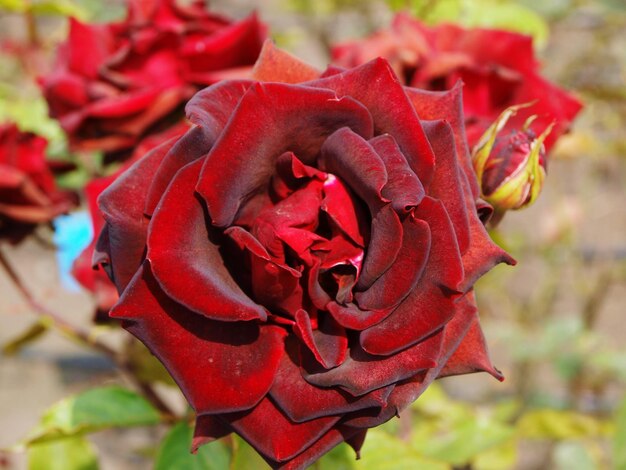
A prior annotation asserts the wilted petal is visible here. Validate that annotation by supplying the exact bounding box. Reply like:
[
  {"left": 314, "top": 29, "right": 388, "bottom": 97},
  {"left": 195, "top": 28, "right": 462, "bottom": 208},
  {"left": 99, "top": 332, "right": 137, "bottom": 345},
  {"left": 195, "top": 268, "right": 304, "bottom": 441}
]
[{"left": 252, "top": 40, "right": 321, "bottom": 83}]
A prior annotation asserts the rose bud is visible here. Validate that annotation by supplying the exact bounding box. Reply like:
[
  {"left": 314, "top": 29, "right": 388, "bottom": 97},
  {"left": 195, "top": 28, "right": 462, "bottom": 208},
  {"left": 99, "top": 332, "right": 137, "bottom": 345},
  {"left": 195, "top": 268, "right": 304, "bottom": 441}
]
[
  {"left": 0, "top": 123, "right": 76, "bottom": 243},
  {"left": 95, "top": 42, "right": 515, "bottom": 468},
  {"left": 42, "top": 0, "right": 267, "bottom": 155},
  {"left": 472, "top": 104, "right": 553, "bottom": 222},
  {"left": 332, "top": 13, "right": 581, "bottom": 152}
]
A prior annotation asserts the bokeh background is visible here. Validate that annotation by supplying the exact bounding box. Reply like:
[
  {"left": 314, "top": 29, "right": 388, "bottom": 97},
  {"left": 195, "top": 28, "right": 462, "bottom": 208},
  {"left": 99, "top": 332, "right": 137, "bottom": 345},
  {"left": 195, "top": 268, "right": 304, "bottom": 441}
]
[{"left": 1, "top": 0, "right": 625, "bottom": 468}]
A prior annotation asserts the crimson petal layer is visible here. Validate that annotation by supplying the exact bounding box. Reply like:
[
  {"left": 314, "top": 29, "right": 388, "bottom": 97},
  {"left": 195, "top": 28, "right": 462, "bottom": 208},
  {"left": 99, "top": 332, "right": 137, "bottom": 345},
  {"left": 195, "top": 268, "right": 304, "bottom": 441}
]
[
  {"left": 222, "top": 397, "right": 339, "bottom": 463},
  {"left": 96, "top": 138, "right": 175, "bottom": 291},
  {"left": 148, "top": 160, "right": 268, "bottom": 321},
  {"left": 359, "top": 197, "right": 463, "bottom": 356},
  {"left": 421, "top": 119, "right": 471, "bottom": 254},
  {"left": 110, "top": 263, "right": 286, "bottom": 414},
  {"left": 308, "top": 58, "right": 435, "bottom": 186},
  {"left": 370, "top": 134, "right": 424, "bottom": 213},
  {"left": 345, "top": 294, "right": 479, "bottom": 429},
  {"left": 355, "top": 215, "right": 430, "bottom": 312},
  {"left": 196, "top": 82, "right": 374, "bottom": 228},
  {"left": 437, "top": 292, "right": 503, "bottom": 381},
  {"left": 303, "top": 328, "right": 442, "bottom": 396},
  {"left": 270, "top": 338, "right": 391, "bottom": 423},
  {"left": 405, "top": 84, "right": 478, "bottom": 200}
]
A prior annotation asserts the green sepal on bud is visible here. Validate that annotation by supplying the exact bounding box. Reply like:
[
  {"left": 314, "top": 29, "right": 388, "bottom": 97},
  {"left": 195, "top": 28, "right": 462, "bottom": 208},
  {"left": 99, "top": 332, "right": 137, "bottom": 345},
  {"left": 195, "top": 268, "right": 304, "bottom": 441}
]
[{"left": 472, "top": 103, "right": 553, "bottom": 214}]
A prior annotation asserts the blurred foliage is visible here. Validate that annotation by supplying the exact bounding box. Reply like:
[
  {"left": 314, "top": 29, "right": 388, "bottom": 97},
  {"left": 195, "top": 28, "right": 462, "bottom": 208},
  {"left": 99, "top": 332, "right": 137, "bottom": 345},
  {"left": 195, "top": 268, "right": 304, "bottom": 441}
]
[
  {"left": 0, "top": 0, "right": 125, "bottom": 21},
  {"left": 0, "top": 0, "right": 87, "bottom": 18},
  {"left": 387, "top": 0, "right": 549, "bottom": 47},
  {"left": 16, "top": 386, "right": 161, "bottom": 447},
  {"left": 1, "top": 0, "right": 625, "bottom": 469},
  {"left": 27, "top": 436, "right": 98, "bottom": 470},
  {"left": 1, "top": 318, "right": 50, "bottom": 356}
]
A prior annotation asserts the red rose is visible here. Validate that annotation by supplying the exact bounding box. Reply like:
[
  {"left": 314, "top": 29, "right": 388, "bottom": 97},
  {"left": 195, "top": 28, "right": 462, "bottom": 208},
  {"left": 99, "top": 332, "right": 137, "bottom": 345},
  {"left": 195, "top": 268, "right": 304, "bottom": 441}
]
[
  {"left": 42, "top": 0, "right": 266, "bottom": 154},
  {"left": 97, "top": 43, "right": 514, "bottom": 468},
  {"left": 0, "top": 123, "right": 75, "bottom": 242},
  {"left": 73, "top": 122, "right": 189, "bottom": 322},
  {"left": 332, "top": 14, "right": 582, "bottom": 152}
]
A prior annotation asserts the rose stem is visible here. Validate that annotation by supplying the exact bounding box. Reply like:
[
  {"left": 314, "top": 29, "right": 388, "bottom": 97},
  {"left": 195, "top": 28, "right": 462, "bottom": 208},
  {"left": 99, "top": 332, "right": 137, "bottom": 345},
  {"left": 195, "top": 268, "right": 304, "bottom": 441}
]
[
  {"left": 23, "top": 3, "right": 40, "bottom": 47},
  {"left": 0, "top": 246, "right": 177, "bottom": 422}
]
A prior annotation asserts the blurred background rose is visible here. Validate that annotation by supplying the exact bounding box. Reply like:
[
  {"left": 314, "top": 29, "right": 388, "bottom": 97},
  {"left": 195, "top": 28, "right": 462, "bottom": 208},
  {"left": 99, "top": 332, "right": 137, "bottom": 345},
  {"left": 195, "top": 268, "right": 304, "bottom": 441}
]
[{"left": 0, "top": 0, "right": 624, "bottom": 469}]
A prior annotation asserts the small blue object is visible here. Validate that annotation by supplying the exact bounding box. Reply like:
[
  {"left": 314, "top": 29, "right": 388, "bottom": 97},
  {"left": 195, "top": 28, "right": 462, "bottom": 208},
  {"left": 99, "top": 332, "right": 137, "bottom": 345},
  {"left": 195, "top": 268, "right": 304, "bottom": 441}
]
[{"left": 53, "top": 211, "right": 93, "bottom": 292}]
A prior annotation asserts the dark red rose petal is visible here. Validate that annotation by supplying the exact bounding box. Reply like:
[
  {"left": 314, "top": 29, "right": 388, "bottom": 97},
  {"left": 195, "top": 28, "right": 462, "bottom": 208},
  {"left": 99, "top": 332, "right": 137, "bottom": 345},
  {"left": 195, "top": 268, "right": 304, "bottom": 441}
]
[
  {"left": 144, "top": 126, "right": 210, "bottom": 216},
  {"left": 97, "top": 138, "right": 174, "bottom": 291},
  {"left": 66, "top": 19, "right": 113, "bottom": 79},
  {"left": 182, "top": 13, "right": 267, "bottom": 84},
  {"left": 226, "top": 226, "right": 303, "bottom": 316},
  {"left": 421, "top": 119, "right": 471, "bottom": 254},
  {"left": 460, "top": 208, "right": 516, "bottom": 292},
  {"left": 110, "top": 263, "right": 286, "bottom": 414},
  {"left": 303, "top": 328, "right": 442, "bottom": 396},
  {"left": 370, "top": 134, "right": 424, "bottom": 214},
  {"left": 356, "top": 203, "right": 403, "bottom": 291},
  {"left": 294, "top": 310, "right": 348, "bottom": 369},
  {"left": 321, "top": 174, "right": 367, "bottom": 248},
  {"left": 269, "top": 338, "right": 392, "bottom": 423},
  {"left": 437, "top": 295, "right": 503, "bottom": 381},
  {"left": 192, "top": 415, "right": 231, "bottom": 453},
  {"left": 326, "top": 301, "right": 391, "bottom": 331},
  {"left": 355, "top": 215, "right": 430, "bottom": 313},
  {"left": 308, "top": 58, "right": 436, "bottom": 186},
  {"left": 319, "top": 127, "right": 388, "bottom": 209},
  {"left": 405, "top": 83, "right": 478, "bottom": 203},
  {"left": 196, "top": 82, "right": 374, "bottom": 228},
  {"left": 185, "top": 79, "right": 253, "bottom": 143},
  {"left": 359, "top": 197, "right": 463, "bottom": 356},
  {"left": 344, "top": 294, "right": 479, "bottom": 428},
  {"left": 264, "top": 425, "right": 366, "bottom": 470},
  {"left": 222, "top": 397, "right": 339, "bottom": 463},
  {"left": 147, "top": 160, "right": 268, "bottom": 321}
]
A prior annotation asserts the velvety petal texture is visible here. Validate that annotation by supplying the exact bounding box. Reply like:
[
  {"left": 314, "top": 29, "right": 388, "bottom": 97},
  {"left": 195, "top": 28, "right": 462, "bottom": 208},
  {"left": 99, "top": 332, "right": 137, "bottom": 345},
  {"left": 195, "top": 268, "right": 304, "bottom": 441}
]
[
  {"left": 42, "top": 0, "right": 267, "bottom": 155},
  {"left": 73, "top": 123, "right": 188, "bottom": 322},
  {"left": 97, "top": 46, "right": 514, "bottom": 468}
]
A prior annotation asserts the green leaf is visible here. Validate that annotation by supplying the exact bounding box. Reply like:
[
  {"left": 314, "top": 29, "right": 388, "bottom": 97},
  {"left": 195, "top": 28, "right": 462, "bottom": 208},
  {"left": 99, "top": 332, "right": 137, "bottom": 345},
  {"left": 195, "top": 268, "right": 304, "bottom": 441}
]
[
  {"left": 72, "top": 0, "right": 126, "bottom": 22},
  {"left": 0, "top": 0, "right": 26, "bottom": 12},
  {"left": 155, "top": 422, "right": 230, "bottom": 470},
  {"left": 409, "top": 0, "right": 549, "bottom": 49},
  {"left": 30, "top": 0, "right": 87, "bottom": 18},
  {"left": 413, "top": 418, "right": 514, "bottom": 466},
  {"left": 28, "top": 436, "right": 98, "bottom": 470},
  {"left": 2, "top": 319, "right": 50, "bottom": 356},
  {"left": 472, "top": 440, "right": 517, "bottom": 470},
  {"left": 614, "top": 395, "right": 626, "bottom": 469},
  {"left": 356, "top": 429, "right": 450, "bottom": 470},
  {"left": 553, "top": 441, "right": 596, "bottom": 470},
  {"left": 316, "top": 442, "right": 357, "bottom": 469},
  {"left": 22, "top": 386, "right": 161, "bottom": 445},
  {"left": 125, "top": 339, "right": 176, "bottom": 386},
  {"left": 518, "top": 409, "right": 608, "bottom": 440},
  {"left": 231, "top": 435, "right": 270, "bottom": 469}
]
